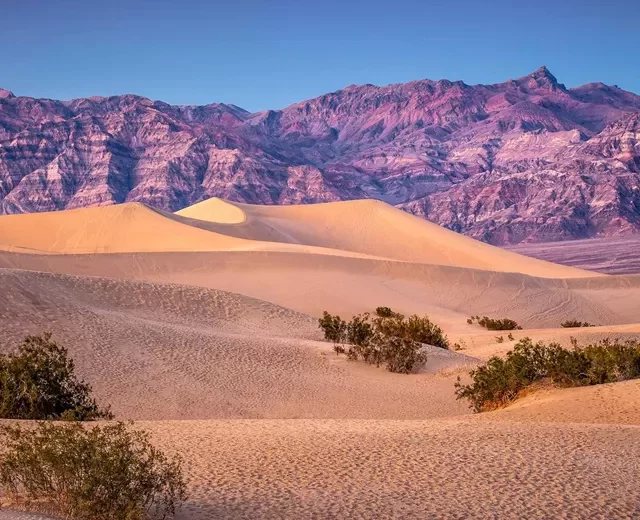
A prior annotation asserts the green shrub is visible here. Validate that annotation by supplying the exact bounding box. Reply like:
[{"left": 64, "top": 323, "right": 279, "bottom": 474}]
[
  {"left": 455, "top": 337, "right": 640, "bottom": 412},
  {"left": 374, "top": 313, "right": 449, "bottom": 350},
  {"left": 0, "top": 333, "right": 112, "bottom": 421},
  {"left": 468, "top": 316, "right": 522, "bottom": 331},
  {"left": 318, "top": 312, "right": 347, "bottom": 344},
  {"left": 347, "top": 313, "right": 374, "bottom": 346},
  {"left": 318, "top": 307, "right": 448, "bottom": 373},
  {"left": 375, "top": 307, "right": 396, "bottom": 318},
  {"left": 560, "top": 320, "right": 595, "bottom": 328},
  {"left": 379, "top": 335, "right": 427, "bottom": 374},
  {"left": 0, "top": 421, "right": 187, "bottom": 520}
]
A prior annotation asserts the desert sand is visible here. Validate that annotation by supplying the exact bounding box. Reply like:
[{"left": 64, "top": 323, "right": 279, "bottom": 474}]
[{"left": 1, "top": 198, "right": 639, "bottom": 519}]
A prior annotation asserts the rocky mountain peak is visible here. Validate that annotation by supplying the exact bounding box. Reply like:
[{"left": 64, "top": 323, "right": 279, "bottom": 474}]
[
  {"left": 0, "top": 88, "right": 15, "bottom": 99},
  {"left": 517, "top": 66, "right": 565, "bottom": 92}
]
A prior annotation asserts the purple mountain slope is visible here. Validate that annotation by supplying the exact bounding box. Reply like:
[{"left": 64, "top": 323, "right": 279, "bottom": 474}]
[{"left": 1, "top": 67, "right": 639, "bottom": 244}]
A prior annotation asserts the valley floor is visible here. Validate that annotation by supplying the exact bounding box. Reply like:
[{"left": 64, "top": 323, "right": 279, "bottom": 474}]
[{"left": 507, "top": 235, "right": 640, "bottom": 275}]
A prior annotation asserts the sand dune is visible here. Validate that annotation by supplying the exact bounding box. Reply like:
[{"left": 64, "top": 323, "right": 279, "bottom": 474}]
[
  {"left": 0, "top": 198, "right": 594, "bottom": 277},
  {"left": 0, "top": 203, "right": 379, "bottom": 260},
  {"left": 1, "top": 198, "right": 639, "bottom": 519},
  {"left": 0, "top": 269, "right": 473, "bottom": 420},
  {"left": 1, "top": 250, "right": 638, "bottom": 332},
  {"left": 179, "top": 198, "right": 595, "bottom": 277},
  {"left": 485, "top": 379, "right": 640, "bottom": 425}
]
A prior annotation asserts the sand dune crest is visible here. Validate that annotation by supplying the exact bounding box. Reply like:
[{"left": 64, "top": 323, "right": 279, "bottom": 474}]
[{"left": 0, "top": 198, "right": 597, "bottom": 278}]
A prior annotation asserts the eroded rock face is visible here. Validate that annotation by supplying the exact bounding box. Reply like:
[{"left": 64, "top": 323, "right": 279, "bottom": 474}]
[{"left": 1, "top": 67, "right": 639, "bottom": 244}]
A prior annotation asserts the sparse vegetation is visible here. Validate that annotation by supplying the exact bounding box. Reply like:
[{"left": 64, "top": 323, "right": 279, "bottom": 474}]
[
  {"left": 507, "top": 333, "right": 514, "bottom": 341},
  {"left": 318, "top": 312, "right": 347, "bottom": 345},
  {"left": 0, "top": 421, "right": 187, "bottom": 520},
  {"left": 495, "top": 336, "right": 504, "bottom": 343},
  {"left": 375, "top": 306, "right": 397, "bottom": 318},
  {"left": 455, "top": 337, "right": 640, "bottom": 412},
  {"left": 561, "top": 320, "right": 596, "bottom": 328},
  {"left": 453, "top": 340, "right": 467, "bottom": 351},
  {"left": 468, "top": 316, "right": 522, "bottom": 331},
  {"left": 319, "top": 308, "right": 449, "bottom": 373},
  {"left": 0, "top": 333, "right": 112, "bottom": 421}
]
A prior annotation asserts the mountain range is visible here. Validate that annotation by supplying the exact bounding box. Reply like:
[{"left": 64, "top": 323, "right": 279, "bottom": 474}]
[{"left": 1, "top": 66, "right": 639, "bottom": 245}]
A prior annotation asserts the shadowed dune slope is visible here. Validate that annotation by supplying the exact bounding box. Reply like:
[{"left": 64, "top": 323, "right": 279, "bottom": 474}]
[
  {"left": 0, "top": 268, "right": 473, "bottom": 420},
  {"left": 0, "top": 198, "right": 594, "bottom": 278},
  {"left": 1, "top": 251, "right": 638, "bottom": 330}
]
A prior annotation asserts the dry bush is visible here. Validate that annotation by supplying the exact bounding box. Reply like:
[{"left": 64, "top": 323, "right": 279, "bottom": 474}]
[
  {"left": 468, "top": 316, "right": 522, "bottom": 331},
  {"left": 0, "top": 333, "right": 112, "bottom": 421},
  {"left": 560, "top": 320, "right": 595, "bottom": 328},
  {"left": 0, "top": 421, "right": 187, "bottom": 520},
  {"left": 319, "top": 308, "right": 448, "bottom": 373},
  {"left": 375, "top": 307, "right": 396, "bottom": 318},
  {"left": 318, "top": 312, "right": 347, "bottom": 345}
]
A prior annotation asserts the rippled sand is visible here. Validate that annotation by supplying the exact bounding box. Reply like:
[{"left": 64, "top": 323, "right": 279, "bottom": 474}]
[{"left": 1, "top": 198, "right": 639, "bottom": 519}]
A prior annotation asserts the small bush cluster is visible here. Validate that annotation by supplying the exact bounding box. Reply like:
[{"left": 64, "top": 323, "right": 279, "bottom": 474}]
[
  {"left": 0, "top": 421, "right": 187, "bottom": 520},
  {"left": 318, "top": 312, "right": 347, "bottom": 343},
  {"left": 0, "top": 333, "right": 112, "bottom": 420},
  {"left": 319, "top": 308, "right": 449, "bottom": 373},
  {"left": 455, "top": 337, "right": 640, "bottom": 412},
  {"left": 375, "top": 306, "right": 397, "bottom": 318},
  {"left": 467, "top": 315, "right": 522, "bottom": 331},
  {"left": 453, "top": 340, "right": 467, "bottom": 351},
  {"left": 561, "top": 320, "right": 595, "bottom": 328}
]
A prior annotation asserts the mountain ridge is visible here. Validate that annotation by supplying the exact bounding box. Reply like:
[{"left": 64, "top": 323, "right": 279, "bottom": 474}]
[{"left": 1, "top": 67, "right": 639, "bottom": 245}]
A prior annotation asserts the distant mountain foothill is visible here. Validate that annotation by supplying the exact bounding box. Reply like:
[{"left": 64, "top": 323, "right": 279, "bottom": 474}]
[{"left": 1, "top": 66, "right": 639, "bottom": 245}]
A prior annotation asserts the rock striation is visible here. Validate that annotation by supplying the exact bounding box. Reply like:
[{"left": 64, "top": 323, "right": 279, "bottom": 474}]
[{"left": 1, "top": 67, "right": 639, "bottom": 244}]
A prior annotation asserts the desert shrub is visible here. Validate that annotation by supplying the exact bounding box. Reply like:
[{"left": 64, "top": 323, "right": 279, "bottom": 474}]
[
  {"left": 455, "top": 337, "right": 640, "bottom": 412},
  {"left": 374, "top": 313, "right": 449, "bottom": 350},
  {"left": 0, "top": 333, "right": 112, "bottom": 421},
  {"left": 495, "top": 336, "right": 504, "bottom": 343},
  {"left": 333, "top": 343, "right": 346, "bottom": 356},
  {"left": 581, "top": 339, "right": 640, "bottom": 383},
  {"left": 507, "top": 333, "right": 514, "bottom": 341},
  {"left": 0, "top": 421, "right": 186, "bottom": 520},
  {"left": 561, "top": 320, "right": 595, "bottom": 328},
  {"left": 318, "top": 312, "right": 347, "bottom": 344},
  {"left": 347, "top": 313, "right": 374, "bottom": 346},
  {"left": 379, "top": 335, "right": 427, "bottom": 374},
  {"left": 375, "top": 307, "right": 396, "bottom": 318},
  {"left": 468, "top": 316, "right": 522, "bottom": 331},
  {"left": 319, "top": 307, "right": 447, "bottom": 373},
  {"left": 453, "top": 340, "right": 467, "bottom": 351}
]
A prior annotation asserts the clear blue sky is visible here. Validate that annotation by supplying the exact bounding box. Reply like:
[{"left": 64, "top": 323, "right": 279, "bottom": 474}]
[{"left": 4, "top": 0, "right": 639, "bottom": 111}]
